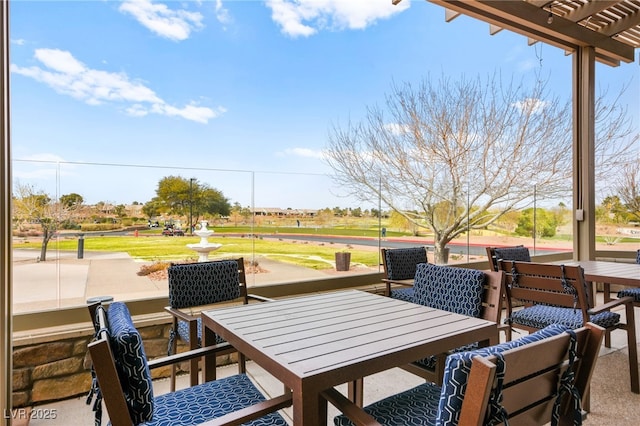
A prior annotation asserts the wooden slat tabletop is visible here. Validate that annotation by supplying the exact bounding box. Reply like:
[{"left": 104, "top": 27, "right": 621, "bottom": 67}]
[
  {"left": 202, "top": 290, "right": 497, "bottom": 426},
  {"left": 552, "top": 260, "right": 639, "bottom": 286}
]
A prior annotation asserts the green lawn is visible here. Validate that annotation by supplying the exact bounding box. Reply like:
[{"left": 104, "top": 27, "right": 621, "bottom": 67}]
[{"left": 16, "top": 233, "right": 381, "bottom": 269}]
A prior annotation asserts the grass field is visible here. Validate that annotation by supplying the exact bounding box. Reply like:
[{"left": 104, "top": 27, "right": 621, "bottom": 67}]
[{"left": 14, "top": 232, "right": 381, "bottom": 269}]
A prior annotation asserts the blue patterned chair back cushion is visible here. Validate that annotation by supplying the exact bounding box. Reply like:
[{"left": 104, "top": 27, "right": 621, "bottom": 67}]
[
  {"left": 636, "top": 249, "right": 640, "bottom": 264},
  {"left": 413, "top": 263, "right": 485, "bottom": 318},
  {"left": 385, "top": 247, "right": 428, "bottom": 280},
  {"left": 107, "top": 302, "right": 154, "bottom": 424},
  {"left": 435, "top": 323, "right": 569, "bottom": 426},
  {"left": 493, "top": 246, "right": 531, "bottom": 263},
  {"left": 168, "top": 260, "right": 241, "bottom": 309}
]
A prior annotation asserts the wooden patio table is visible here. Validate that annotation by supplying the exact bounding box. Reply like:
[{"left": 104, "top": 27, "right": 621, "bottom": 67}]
[
  {"left": 201, "top": 289, "right": 497, "bottom": 426},
  {"left": 551, "top": 260, "right": 640, "bottom": 303}
]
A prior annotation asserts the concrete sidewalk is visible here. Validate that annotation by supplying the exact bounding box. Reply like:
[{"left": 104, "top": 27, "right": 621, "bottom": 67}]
[{"left": 12, "top": 249, "right": 365, "bottom": 313}]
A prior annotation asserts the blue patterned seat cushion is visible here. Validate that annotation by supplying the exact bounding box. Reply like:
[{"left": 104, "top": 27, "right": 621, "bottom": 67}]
[
  {"left": 168, "top": 260, "right": 241, "bottom": 309},
  {"left": 390, "top": 287, "right": 415, "bottom": 302},
  {"left": 410, "top": 264, "right": 486, "bottom": 371},
  {"left": 107, "top": 302, "right": 154, "bottom": 424},
  {"left": 510, "top": 304, "right": 620, "bottom": 329},
  {"left": 144, "top": 374, "right": 287, "bottom": 426},
  {"left": 334, "top": 324, "right": 569, "bottom": 426},
  {"left": 176, "top": 318, "right": 225, "bottom": 347},
  {"left": 493, "top": 246, "right": 531, "bottom": 263},
  {"left": 617, "top": 250, "right": 640, "bottom": 300},
  {"left": 385, "top": 247, "right": 427, "bottom": 280},
  {"left": 412, "top": 264, "right": 485, "bottom": 318},
  {"left": 168, "top": 260, "right": 241, "bottom": 348},
  {"left": 618, "top": 288, "right": 640, "bottom": 302},
  {"left": 413, "top": 343, "right": 478, "bottom": 371},
  {"left": 334, "top": 380, "right": 442, "bottom": 426}
]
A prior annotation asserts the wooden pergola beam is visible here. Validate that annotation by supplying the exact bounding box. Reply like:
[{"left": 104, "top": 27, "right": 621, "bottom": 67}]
[{"left": 429, "top": 0, "right": 635, "bottom": 64}]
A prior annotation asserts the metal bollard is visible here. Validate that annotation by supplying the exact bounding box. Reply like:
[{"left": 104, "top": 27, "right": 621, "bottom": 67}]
[{"left": 77, "top": 233, "right": 84, "bottom": 259}]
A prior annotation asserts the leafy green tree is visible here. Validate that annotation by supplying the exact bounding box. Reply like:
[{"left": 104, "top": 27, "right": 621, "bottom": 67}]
[
  {"left": 59, "top": 193, "right": 83, "bottom": 208},
  {"left": 142, "top": 197, "right": 163, "bottom": 220},
  {"left": 154, "top": 176, "right": 231, "bottom": 228},
  {"left": 600, "top": 195, "right": 627, "bottom": 223},
  {"left": 114, "top": 204, "right": 126, "bottom": 218},
  {"left": 515, "top": 208, "right": 558, "bottom": 238}
]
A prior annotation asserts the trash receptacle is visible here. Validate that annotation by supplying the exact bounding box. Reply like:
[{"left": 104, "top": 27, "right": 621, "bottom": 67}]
[
  {"left": 335, "top": 252, "right": 351, "bottom": 271},
  {"left": 77, "top": 233, "right": 85, "bottom": 259}
]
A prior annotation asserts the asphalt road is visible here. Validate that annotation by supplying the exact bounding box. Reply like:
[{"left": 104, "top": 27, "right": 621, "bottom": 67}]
[{"left": 259, "top": 234, "right": 566, "bottom": 256}]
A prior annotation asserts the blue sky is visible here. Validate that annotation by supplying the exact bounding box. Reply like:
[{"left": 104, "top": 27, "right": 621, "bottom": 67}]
[{"left": 9, "top": 0, "right": 639, "bottom": 209}]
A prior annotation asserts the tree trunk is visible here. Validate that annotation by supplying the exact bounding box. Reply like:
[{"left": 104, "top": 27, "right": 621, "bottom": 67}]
[
  {"left": 433, "top": 242, "right": 450, "bottom": 265},
  {"left": 40, "top": 229, "right": 52, "bottom": 261}
]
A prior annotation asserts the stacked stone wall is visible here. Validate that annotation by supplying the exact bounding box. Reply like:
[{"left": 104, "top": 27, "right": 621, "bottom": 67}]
[{"left": 10, "top": 320, "right": 223, "bottom": 408}]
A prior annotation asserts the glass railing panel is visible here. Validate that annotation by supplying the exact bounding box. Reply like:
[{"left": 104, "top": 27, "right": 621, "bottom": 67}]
[{"left": 247, "top": 171, "right": 384, "bottom": 286}]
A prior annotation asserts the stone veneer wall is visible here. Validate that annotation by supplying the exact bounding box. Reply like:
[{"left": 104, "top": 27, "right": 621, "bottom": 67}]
[{"left": 11, "top": 318, "right": 230, "bottom": 408}]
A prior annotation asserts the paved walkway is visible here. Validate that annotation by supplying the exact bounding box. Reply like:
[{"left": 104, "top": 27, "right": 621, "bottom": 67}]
[{"left": 12, "top": 249, "right": 371, "bottom": 313}]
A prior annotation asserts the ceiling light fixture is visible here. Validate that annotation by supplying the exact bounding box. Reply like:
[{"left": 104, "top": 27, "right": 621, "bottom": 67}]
[{"left": 547, "top": 5, "right": 554, "bottom": 24}]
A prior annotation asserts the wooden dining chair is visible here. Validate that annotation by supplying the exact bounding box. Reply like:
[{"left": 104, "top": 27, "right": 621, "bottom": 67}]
[
  {"left": 165, "top": 258, "right": 252, "bottom": 390},
  {"left": 380, "top": 246, "right": 428, "bottom": 301},
  {"left": 87, "top": 301, "right": 291, "bottom": 426},
  {"left": 327, "top": 323, "right": 604, "bottom": 426},
  {"left": 498, "top": 259, "right": 639, "bottom": 394},
  {"left": 486, "top": 244, "right": 531, "bottom": 271},
  {"left": 400, "top": 263, "right": 508, "bottom": 385}
]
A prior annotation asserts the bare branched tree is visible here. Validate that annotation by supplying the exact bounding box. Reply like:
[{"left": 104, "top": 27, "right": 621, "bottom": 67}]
[
  {"left": 324, "top": 74, "right": 636, "bottom": 263},
  {"left": 617, "top": 160, "right": 640, "bottom": 222},
  {"left": 13, "top": 183, "right": 81, "bottom": 261}
]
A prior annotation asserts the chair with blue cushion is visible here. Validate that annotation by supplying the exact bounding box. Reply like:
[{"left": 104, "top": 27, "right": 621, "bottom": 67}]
[
  {"left": 381, "top": 246, "right": 428, "bottom": 302},
  {"left": 499, "top": 260, "right": 639, "bottom": 394},
  {"left": 327, "top": 322, "right": 604, "bottom": 426},
  {"left": 401, "top": 263, "right": 508, "bottom": 384},
  {"left": 615, "top": 249, "right": 640, "bottom": 305},
  {"left": 87, "top": 301, "right": 291, "bottom": 426},
  {"left": 486, "top": 245, "right": 531, "bottom": 272},
  {"left": 165, "top": 258, "right": 253, "bottom": 390}
]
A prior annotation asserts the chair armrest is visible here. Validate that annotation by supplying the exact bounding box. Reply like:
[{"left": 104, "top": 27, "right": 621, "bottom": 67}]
[
  {"left": 381, "top": 278, "right": 414, "bottom": 288},
  {"left": 321, "top": 388, "right": 381, "bottom": 426},
  {"left": 247, "top": 293, "right": 275, "bottom": 303},
  {"left": 165, "top": 306, "right": 198, "bottom": 322},
  {"left": 588, "top": 296, "right": 635, "bottom": 315},
  {"left": 198, "top": 392, "right": 292, "bottom": 426},
  {"left": 148, "top": 342, "right": 234, "bottom": 370}
]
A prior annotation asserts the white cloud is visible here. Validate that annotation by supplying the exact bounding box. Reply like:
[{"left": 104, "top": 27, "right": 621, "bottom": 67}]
[
  {"left": 215, "top": 0, "right": 233, "bottom": 27},
  {"left": 265, "top": 0, "right": 410, "bottom": 38},
  {"left": 11, "top": 38, "right": 26, "bottom": 46},
  {"left": 11, "top": 48, "right": 224, "bottom": 124},
  {"left": 513, "top": 97, "right": 548, "bottom": 114},
  {"left": 281, "top": 147, "right": 325, "bottom": 159},
  {"left": 119, "top": 0, "right": 204, "bottom": 41},
  {"left": 384, "top": 122, "right": 409, "bottom": 136}
]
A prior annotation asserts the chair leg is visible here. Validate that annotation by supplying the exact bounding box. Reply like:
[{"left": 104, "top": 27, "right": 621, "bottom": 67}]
[
  {"left": 238, "top": 352, "right": 246, "bottom": 374},
  {"left": 189, "top": 322, "right": 199, "bottom": 387},
  {"left": 170, "top": 320, "right": 178, "bottom": 392},
  {"left": 624, "top": 303, "right": 639, "bottom": 394},
  {"left": 347, "top": 379, "right": 364, "bottom": 407}
]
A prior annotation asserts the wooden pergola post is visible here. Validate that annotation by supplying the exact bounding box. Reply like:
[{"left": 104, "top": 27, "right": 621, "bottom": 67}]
[
  {"left": 572, "top": 46, "right": 596, "bottom": 261},
  {"left": 1, "top": 0, "right": 12, "bottom": 421}
]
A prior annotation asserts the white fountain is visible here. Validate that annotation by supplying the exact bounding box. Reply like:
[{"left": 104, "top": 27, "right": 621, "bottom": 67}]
[{"left": 186, "top": 220, "right": 222, "bottom": 262}]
